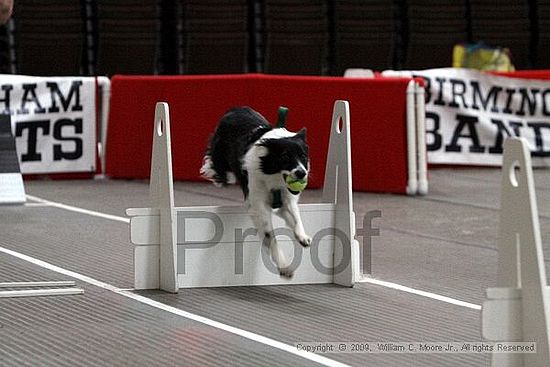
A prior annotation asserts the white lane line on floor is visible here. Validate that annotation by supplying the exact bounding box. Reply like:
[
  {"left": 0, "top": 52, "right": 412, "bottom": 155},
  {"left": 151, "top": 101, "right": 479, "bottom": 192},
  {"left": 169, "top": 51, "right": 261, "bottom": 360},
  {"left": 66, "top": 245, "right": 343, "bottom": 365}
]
[
  {"left": 26, "top": 194, "right": 482, "bottom": 312},
  {"left": 0, "top": 245, "right": 350, "bottom": 367},
  {"left": 358, "top": 277, "right": 482, "bottom": 310},
  {"left": 26, "top": 194, "right": 130, "bottom": 224}
]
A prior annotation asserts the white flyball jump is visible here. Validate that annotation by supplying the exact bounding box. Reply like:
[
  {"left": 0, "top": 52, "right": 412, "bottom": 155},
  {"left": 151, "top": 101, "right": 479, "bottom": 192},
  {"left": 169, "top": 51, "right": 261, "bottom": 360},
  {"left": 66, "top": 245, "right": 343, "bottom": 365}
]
[
  {"left": 482, "top": 137, "right": 550, "bottom": 367},
  {"left": 127, "top": 100, "right": 360, "bottom": 293}
]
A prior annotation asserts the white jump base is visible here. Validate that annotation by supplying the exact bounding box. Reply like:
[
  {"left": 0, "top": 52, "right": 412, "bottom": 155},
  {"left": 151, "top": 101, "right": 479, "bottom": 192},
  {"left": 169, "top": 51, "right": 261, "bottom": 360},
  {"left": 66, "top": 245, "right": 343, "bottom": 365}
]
[
  {"left": 127, "top": 100, "right": 360, "bottom": 293},
  {"left": 482, "top": 137, "right": 550, "bottom": 367},
  {"left": 0, "top": 173, "right": 26, "bottom": 204}
]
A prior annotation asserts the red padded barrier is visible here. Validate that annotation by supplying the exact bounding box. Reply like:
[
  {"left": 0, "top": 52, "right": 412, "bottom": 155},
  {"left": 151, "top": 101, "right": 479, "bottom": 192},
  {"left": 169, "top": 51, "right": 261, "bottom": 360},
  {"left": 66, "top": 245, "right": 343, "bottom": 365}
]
[
  {"left": 106, "top": 74, "right": 412, "bottom": 193},
  {"left": 106, "top": 75, "right": 252, "bottom": 182}
]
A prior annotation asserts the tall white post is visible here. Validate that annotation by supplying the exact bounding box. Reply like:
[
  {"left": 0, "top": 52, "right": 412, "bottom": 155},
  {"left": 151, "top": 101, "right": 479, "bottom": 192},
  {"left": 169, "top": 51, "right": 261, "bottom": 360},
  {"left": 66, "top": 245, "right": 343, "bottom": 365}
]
[
  {"left": 482, "top": 137, "right": 550, "bottom": 367},
  {"left": 149, "top": 102, "right": 178, "bottom": 293},
  {"left": 322, "top": 100, "right": 359, "bottom": 287}
]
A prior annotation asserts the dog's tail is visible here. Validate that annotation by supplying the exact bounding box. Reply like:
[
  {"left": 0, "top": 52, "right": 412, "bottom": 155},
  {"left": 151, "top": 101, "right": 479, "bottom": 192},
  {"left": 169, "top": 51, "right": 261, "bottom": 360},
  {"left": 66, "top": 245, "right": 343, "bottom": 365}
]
[
  {"left": 200, "top": 153, "right": 221, "bottom": 186},
  {"left": 200, "top": 152, "right": 237, "bottom": 187}
]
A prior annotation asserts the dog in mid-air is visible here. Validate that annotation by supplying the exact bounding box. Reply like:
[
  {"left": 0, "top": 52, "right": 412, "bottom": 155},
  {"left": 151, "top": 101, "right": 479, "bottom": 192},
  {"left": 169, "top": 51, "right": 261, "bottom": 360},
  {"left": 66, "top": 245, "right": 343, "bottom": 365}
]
[{"left": 200, "top": 106, "right": 311, "bottom": 277}]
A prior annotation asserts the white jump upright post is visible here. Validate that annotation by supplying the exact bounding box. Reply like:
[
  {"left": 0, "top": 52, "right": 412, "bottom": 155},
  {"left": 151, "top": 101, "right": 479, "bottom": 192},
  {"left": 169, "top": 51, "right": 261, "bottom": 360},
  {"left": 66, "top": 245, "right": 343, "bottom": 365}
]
[
  {"left": 405, "top": 80, "right": 428, "bottom": 196},
  {"left": 321, "top": 101, "right": 360, "bottom": 286},
  {"left": 482, "top": 137, "right": 550, "bottom": 367},
  {"left": 127, "top": 100, "right": 359, "bottom": 291},
  {"left": 414, "top": 82, "right": 428, "bottom": 195},
  {"left": 144, "top": 102, "right": 178, "bottom": 293}
]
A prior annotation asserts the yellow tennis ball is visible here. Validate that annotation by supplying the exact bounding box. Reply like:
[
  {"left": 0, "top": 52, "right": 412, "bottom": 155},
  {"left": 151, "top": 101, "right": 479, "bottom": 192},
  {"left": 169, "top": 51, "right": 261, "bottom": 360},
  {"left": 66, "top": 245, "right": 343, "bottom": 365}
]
[{"left": 285, "top": 176, "right": 307, "bottom": 192}]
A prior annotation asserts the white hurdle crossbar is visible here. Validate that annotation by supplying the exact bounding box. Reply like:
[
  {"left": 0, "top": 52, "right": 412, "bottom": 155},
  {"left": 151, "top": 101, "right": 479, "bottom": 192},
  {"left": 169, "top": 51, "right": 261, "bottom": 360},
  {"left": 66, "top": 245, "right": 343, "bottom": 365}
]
[
  {"left": 127, "top": 100, "right": 360, "bottom": 293},
  {"left": 482, "top": 137, "right": 550, "bottom": 367}
]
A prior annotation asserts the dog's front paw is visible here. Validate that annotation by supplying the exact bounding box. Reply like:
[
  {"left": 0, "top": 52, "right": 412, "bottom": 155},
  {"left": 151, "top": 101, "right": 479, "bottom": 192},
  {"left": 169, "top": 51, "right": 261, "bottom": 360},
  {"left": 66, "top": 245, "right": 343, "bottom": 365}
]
[{"left": 296, "top": 233, "right": 312, "bottom": 247}]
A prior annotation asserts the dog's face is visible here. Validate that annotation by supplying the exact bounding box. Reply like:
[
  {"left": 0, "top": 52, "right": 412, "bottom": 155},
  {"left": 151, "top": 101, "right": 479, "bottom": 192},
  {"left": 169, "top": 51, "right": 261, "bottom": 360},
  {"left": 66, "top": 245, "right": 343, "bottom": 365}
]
[{"left": 258, "top": 128, "right": 309, "bottom": 180}]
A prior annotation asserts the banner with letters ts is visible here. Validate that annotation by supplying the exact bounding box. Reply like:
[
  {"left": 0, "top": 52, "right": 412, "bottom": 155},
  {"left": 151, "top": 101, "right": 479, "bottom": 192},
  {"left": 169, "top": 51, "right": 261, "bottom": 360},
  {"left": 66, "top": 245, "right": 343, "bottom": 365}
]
[
  {"left": 1, "top": 75, "right": 96, "bottom": 174},
  {"left": 383, "top": 68, "right": 550, "bottom": 166}
]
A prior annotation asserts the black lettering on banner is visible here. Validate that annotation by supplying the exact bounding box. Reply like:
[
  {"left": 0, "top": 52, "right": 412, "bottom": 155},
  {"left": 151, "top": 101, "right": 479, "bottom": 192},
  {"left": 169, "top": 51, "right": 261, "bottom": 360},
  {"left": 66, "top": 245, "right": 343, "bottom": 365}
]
[
  {"left": 542, "top": 89, "right": 550, "bottom": 116},
  {"left": 17, "top": 84, "right": 46, "bottom": 114},
  {"left": 445, "top": 114, "right": 485, "bottom": 153},
  {"left": 516, "top": 88, "right": 540, "bottom": 116},
  {"left": 425, "top": 111, "right": 442, "bottom": 151},
  {"left": 449, "top": 78, "right": 468, "bottom": 108},
  {"left": 15, "top": 119, "right": 50, "bottom": 161},
  {"left": 502, "top": 88, "right": 516, "bottom": 114},
  {"left": 488, "top": 119, "right": 520, "bottom": 154},
  {"left": 47, "top": 81, "right": 84, "bottom": 113},
  {"left": 0, "top": 84, "right": 13, "bottom": 114},
  {"left": 433, "top": 77, "right": 446, "bottom": 106},
  {"left": 413, "top": 74, "right": 431, "bottom": 103},
  {"left": 509, "top": 121, "right": 522, "bottom": 136},
  {"left": 53, "top": 118, "right": 83, "bottom": 160},
  {"left": 527, "top": 122, "right": 550, "bottom": 157},
  {"left": 470, "top": 81, "right": 501, "bottom": 112}
]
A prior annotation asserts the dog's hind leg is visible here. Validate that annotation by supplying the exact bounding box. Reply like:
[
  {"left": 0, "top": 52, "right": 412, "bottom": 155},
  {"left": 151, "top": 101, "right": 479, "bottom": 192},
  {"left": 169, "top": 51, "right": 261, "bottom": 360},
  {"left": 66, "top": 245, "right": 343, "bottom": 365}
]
[{"left": 200, "top": 154, "right": 223, "bottom": 186}]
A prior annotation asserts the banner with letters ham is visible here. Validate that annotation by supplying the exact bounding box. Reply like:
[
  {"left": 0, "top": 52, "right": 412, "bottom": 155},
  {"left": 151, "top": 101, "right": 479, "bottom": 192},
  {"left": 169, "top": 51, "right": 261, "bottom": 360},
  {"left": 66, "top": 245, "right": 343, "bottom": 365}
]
[
  {"left": 383, "top": 68, "right": 550, "bottom": 166},
  {"left": 2, "top": 75, "right": 97, "bottom": 174}
]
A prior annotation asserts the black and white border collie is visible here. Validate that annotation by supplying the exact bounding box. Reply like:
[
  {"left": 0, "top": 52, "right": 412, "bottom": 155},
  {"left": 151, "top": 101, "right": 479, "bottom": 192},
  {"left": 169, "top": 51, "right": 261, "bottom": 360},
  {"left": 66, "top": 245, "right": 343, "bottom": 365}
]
[{"left": 201, "top": 107, "right": 311, "bottom": 277}]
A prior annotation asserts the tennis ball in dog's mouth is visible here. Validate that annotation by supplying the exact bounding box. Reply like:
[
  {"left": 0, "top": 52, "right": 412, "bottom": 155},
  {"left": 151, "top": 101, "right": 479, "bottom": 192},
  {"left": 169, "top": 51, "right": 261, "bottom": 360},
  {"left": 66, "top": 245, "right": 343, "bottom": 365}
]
[{"left": 285, "top": 176, "right": 307, "bottom": 192}]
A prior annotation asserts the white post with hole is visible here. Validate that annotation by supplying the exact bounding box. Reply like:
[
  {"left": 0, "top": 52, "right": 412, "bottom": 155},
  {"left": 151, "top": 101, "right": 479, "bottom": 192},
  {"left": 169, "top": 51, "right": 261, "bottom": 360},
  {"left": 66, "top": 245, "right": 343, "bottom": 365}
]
[
  {"left": 127, "top": 100, "right": 360, "bottom": 293},
  {"left": 482, "top": 137, "right": 550, "bottom": 367}
]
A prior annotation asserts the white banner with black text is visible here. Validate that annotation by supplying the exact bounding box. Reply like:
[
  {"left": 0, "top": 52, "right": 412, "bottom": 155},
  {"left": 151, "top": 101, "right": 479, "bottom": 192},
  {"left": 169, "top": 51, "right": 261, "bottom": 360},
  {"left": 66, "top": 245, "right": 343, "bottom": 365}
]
[
  {"left": 383, "top": 68, "right": 550, "bottom": 166},
  {"left": 2, "top": 75, "right": 97, "bottom": 174}
]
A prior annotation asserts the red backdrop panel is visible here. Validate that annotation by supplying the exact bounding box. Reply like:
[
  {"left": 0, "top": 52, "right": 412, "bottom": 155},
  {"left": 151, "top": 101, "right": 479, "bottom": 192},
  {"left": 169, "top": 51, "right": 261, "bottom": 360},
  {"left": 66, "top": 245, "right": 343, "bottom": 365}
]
[
  {"left": 106, "top": 75, "right": 253, "bottom": 180},
  {"left": 251, "top": 75, "right": 410, "bottom": 192},
  {"left": 106, "top": 74, "right": 411, "bottom": 193}
]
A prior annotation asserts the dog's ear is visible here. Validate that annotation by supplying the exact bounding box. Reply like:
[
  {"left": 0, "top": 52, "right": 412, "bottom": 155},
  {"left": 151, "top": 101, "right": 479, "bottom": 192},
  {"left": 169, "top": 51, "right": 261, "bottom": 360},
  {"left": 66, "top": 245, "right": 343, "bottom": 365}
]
[{"left": 295, "top": 128, "right": 307, "bottom": 141}]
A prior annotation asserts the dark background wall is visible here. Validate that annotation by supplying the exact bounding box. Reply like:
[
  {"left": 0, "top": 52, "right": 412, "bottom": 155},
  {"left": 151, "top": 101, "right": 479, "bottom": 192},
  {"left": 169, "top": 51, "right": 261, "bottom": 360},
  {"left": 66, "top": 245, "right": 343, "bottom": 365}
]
[{"left": 0, "top": 0, "right": 544, "bottom": 76}]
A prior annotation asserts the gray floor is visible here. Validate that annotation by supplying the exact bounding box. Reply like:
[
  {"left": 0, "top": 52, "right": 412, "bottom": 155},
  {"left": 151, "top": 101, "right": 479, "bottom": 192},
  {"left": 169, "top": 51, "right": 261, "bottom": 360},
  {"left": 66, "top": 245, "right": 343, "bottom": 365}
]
[{"left": 1, "top": 168, "right": 547, "bottom": 366}]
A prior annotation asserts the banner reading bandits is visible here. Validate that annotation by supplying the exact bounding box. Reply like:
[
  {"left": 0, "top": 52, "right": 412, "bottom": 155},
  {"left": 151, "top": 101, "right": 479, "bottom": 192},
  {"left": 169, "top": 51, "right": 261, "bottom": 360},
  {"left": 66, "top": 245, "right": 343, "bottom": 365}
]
[
  {"left": 1, "top": 75, "right": 96, "bottom": 174},
  {"left": 383, "top": 68, "right": 550, "bottom": 166}
]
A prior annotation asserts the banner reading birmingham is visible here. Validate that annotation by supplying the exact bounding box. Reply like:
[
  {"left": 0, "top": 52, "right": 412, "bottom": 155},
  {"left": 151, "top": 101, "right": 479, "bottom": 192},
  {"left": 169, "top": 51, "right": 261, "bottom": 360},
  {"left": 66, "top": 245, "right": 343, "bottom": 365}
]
[{"left": 383, "top": 68, "right": 550, "bottom": 167}]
